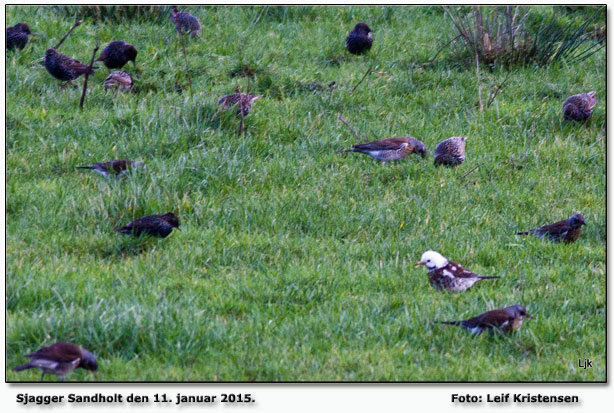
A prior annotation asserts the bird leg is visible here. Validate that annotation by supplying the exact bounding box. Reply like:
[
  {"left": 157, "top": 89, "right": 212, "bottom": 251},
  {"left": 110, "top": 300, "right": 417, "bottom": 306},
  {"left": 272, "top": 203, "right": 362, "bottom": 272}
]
[{"left": 40, "top": 372, "right": 45, "bottom": 381}]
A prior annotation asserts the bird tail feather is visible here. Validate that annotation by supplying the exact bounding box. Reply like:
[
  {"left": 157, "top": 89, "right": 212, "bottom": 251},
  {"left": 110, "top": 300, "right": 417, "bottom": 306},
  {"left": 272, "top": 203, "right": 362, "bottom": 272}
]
[
  {"left": 13, "top": 363, "right": 34, "bottom": 372},
  {"left": 438, "top": 321, "right": 461, "bottom": 326},
  {"left": 76, "top": 165, "right": 93, "bottom": 170},
  {"left": 114, "top": 226, "right": 131, "bottom": 234},
  {"left": 478, "top": 275, "right": 501, "bottom": 280},
  {"left": 336, "top": 148, "right": 354, "bottom": 154},
  {"left": 516, "top": 231, "right": 529, "bottom": 235}
]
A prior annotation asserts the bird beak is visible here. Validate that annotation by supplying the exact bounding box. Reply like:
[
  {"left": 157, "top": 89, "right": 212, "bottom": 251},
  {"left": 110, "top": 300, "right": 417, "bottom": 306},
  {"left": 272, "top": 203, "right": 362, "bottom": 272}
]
[{"left": 415, "top": 261, "right": 425, "bottom": 266}]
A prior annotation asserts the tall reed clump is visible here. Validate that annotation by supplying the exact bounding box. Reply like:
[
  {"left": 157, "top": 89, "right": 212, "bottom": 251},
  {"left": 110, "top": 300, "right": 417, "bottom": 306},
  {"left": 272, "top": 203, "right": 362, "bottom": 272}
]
[{"left": 443, "top": 6, "right": 604, "bottom": 67}]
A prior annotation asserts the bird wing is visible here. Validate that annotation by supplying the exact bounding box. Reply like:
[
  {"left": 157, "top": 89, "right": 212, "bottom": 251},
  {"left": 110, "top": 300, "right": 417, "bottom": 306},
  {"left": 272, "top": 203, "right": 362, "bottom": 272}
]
[
  {"left": 107, "top": 160, "right": 129, "bottom": 174},
  {"left": 464, "top": 309, "right": 511, "bottom": 329},
  {"left": 532, "top": 219, "right": 569, "bottom": 237},
  {"left": 27, "top": 342, "right": 82, "bottom": 364},
  {"left": 58, "top": 53, "right": 94, "bottom": 74},
  {"left": 97, "top": 46, "right": 109, "bottom": 61},
  {"left": 56, "top": 52, "right": 81, "bottom": 67},
  {"left": 218, "top": 94, "right": 241, "bottom": 107},
  {"left": 352, "top": 138, "right": 410, "bottom": 151},
  {"left": 131, "top": 215, "right": 173, "bottom": 234},
  {"left": 445, "top": 261, "right": 479, "bottom": 279}
]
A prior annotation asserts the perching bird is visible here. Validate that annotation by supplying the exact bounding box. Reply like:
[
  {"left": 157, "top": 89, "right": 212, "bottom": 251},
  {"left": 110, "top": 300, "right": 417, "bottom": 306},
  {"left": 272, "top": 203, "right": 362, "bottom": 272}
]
[
  {"left": 96, "top": 41, "right": 137, "bottom": 69},
  {"left": 218, "top": 93, "right": 262, "bottom": 117},
  {"left": 439, "top": 305, "right": 532, "bottom": 335},
  {"left": 6, "top": 22, "right": 33, "bottom": 50},
  {"left": 563, "top": 92, "right": 598, "bottom": 121},
  {"left": 103, "top": 71, "right": 133, "bottom": 92},
  {"left": 339, "top": 137, "right": 426, "bottom": 162},
  {"left": 12, "top": 342, "right": 98, "bottom": 381},
  {"left": 416, "top": 250, "right": 500, "bottom": 292},
  {"left": 346, "top": 22, "right": 373, "bottom": 55},
  {"left": 76, "top": 160, "right": 144, "bottom": 177},
  {"left": 44, "top": 48, "right": 97, "bottom": 86},
  {"left": 433, "top": 136, "right": 467, "bottom": 167},
  {"left": 170, "top": 6, "right": 202, "bottom": 38},
  {"left": 115, "top": 212, "right": 180, "bottom": 238},
  {"left": 517, "top": 213, "right": 585, "bottom": 243}
]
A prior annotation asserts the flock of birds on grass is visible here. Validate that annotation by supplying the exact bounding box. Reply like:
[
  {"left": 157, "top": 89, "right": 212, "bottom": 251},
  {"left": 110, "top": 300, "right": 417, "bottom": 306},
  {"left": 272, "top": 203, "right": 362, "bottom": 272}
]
[{"left": 7, "top": 6, "right": 599, "bottom": 381}]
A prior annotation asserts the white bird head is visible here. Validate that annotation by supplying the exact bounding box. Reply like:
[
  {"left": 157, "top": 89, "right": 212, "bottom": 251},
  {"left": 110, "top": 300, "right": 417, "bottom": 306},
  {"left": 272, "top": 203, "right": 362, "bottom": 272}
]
[{"left": 416, "top": 250, "right": 448, "bottom": 270}]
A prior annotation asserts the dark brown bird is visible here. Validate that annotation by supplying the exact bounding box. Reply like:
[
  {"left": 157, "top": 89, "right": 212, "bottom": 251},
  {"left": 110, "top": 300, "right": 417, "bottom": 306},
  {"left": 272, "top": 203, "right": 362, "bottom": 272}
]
[
  {"left": 439, "top": 305, "right": 532, "bottom": 335},
  {"left": 96, "top": 41, "right": 137, "bottom": 69},
  {"left": 103, "top": 71, "right": 133, "bottom": 92},
  {"left": 433, "top": 136, "right": 467, "bottom": 167},
  {"left": 339, "top": 137, "right": 427, "bottom": 162},
  {"left": 218, "top": 93, "right": 262, "bottom": 117},
  {"left": 115, "top": 212, "right": 180, "bottom": 238},
  {"left": 76, "top": 160, "right": 144, "bottom": 177},
  {"left": 416, "top": 250, "right": 500, "bottom": 292},
  {"left": 13, "top": 342, "right": 98, "bottom": 381},
  {"left": 563, "top": 91, "right": 598, "bottom": 121},
  {"left": 6, "top": 22, "right": 33, "bottom": 50},
  {"left": 44, "top": 48, "right": 97, "bottom": 86},
  {"left": 517, "top": 213, "right": 585, "bottom": 243},
  {"left": 346, "top": 22, "right": 373, "bottom": 55},
  {"left": 171, "top": 6, "right": 202, "bottom": 38}
]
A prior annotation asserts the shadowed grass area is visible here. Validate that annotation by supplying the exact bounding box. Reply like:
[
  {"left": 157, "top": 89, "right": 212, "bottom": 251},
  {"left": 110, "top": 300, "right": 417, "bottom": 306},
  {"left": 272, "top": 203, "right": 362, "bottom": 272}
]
[{"left": 6, "top": 5, "right": 605, "bottom": 381}]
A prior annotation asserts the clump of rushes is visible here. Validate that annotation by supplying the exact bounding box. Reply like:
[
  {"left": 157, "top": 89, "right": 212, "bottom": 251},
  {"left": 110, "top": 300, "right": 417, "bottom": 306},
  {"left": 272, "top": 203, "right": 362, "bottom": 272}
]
[{"left": 444, "top": 6, "right": 604, "bottom": 66}]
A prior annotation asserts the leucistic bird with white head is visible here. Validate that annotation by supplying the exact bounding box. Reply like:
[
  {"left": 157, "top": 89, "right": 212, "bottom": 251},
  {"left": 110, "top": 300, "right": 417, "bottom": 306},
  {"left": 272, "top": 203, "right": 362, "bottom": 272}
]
[{"left": 416, "top": 250, "right": 500, "bottom": 292}]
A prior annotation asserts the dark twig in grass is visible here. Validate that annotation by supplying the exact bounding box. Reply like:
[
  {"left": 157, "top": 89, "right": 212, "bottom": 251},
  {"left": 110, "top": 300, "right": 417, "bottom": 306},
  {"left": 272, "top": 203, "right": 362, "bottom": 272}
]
[
  {"left": 178, "top": 34, "right": 192, "bottom": 95},
  {"left": 486, "top": 70, "right": 512, "bottom": 108},
  {"left": 54, "top": 18, "right": 82, "bottom": 50},
  {"left": 475, "top": 50, "right": 483, "bottom": 111},
  {"left": 238, "top": 111, "right": 245, "bottom": 136},
  {"left": 350, "top": 63, "right": 374, "bottom": 94},
  {"left": 80, "top": 44, "right": 99, "bottom": 110},
  {"left": 337, "top": 114, "right": 363, "bottom": 141},
  {"left": 426, "top": 34, "right": 462, "bottom": 67},
  {"left": 461, "top": 165, "right": 479, "bottom": 179}
]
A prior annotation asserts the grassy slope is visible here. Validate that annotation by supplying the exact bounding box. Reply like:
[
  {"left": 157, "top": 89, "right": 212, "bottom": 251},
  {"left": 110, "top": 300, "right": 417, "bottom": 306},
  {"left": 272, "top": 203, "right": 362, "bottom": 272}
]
[{"left": 5, "top": 6, "right": 605, "bottom": 381}]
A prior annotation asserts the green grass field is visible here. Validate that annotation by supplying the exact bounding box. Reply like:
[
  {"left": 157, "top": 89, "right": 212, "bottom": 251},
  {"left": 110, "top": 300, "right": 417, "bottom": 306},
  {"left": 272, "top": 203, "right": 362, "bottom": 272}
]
[{"left": 6, "top": 6, "right": 605, "bottom": 381}]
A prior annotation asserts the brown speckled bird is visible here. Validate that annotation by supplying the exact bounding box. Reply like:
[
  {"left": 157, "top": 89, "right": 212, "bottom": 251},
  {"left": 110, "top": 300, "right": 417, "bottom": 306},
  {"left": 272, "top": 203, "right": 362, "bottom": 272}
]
[
  {"left": 339, "top": 137, "right": 426, "bottom": 162},
  {"left": 96, "top": 41, "right": 137, "bottom": 69},
  {"left": 439, "top": 305, "right": 532, "bottom": 335},
  {"left": 563, "top": 91, "right": 598, "bottom": 121},
  {"left": 346, "top": 22, "right": 373, "bottom": 55},
  {"left": 44, "top": 48, "right": 97, "bottom": 86},
  {"left": 416, "top": 250, "right": 500, "bottom": 292},
  {"left": 171, "top": 6, "right": 202, "bottom": 38},
  {"left": 517, "top": 213, "right": 585, "bottom": 243},
  {"left": 218, "top": 93, "right": 263, "bottom": 135},
  {"left": 103, "top": 71, "right": 133, "bottom": 92},
  {"left": 115, "top": 212, "right": 180, "bottom": 238},
  {"left": 13, "top": 342, "right": 98, "bottom": 381},
  {"left": 77, "top": 160, "right": 144, "bottom": 177},
  {"left": 6, "top": 22, "right": 33, "bottom": 50},
  {"left": 218, "top": 93, "right": 262, "bottom": 117},
  {"left": 433, "top": 136, "right": 467, "bottom": 167}
]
